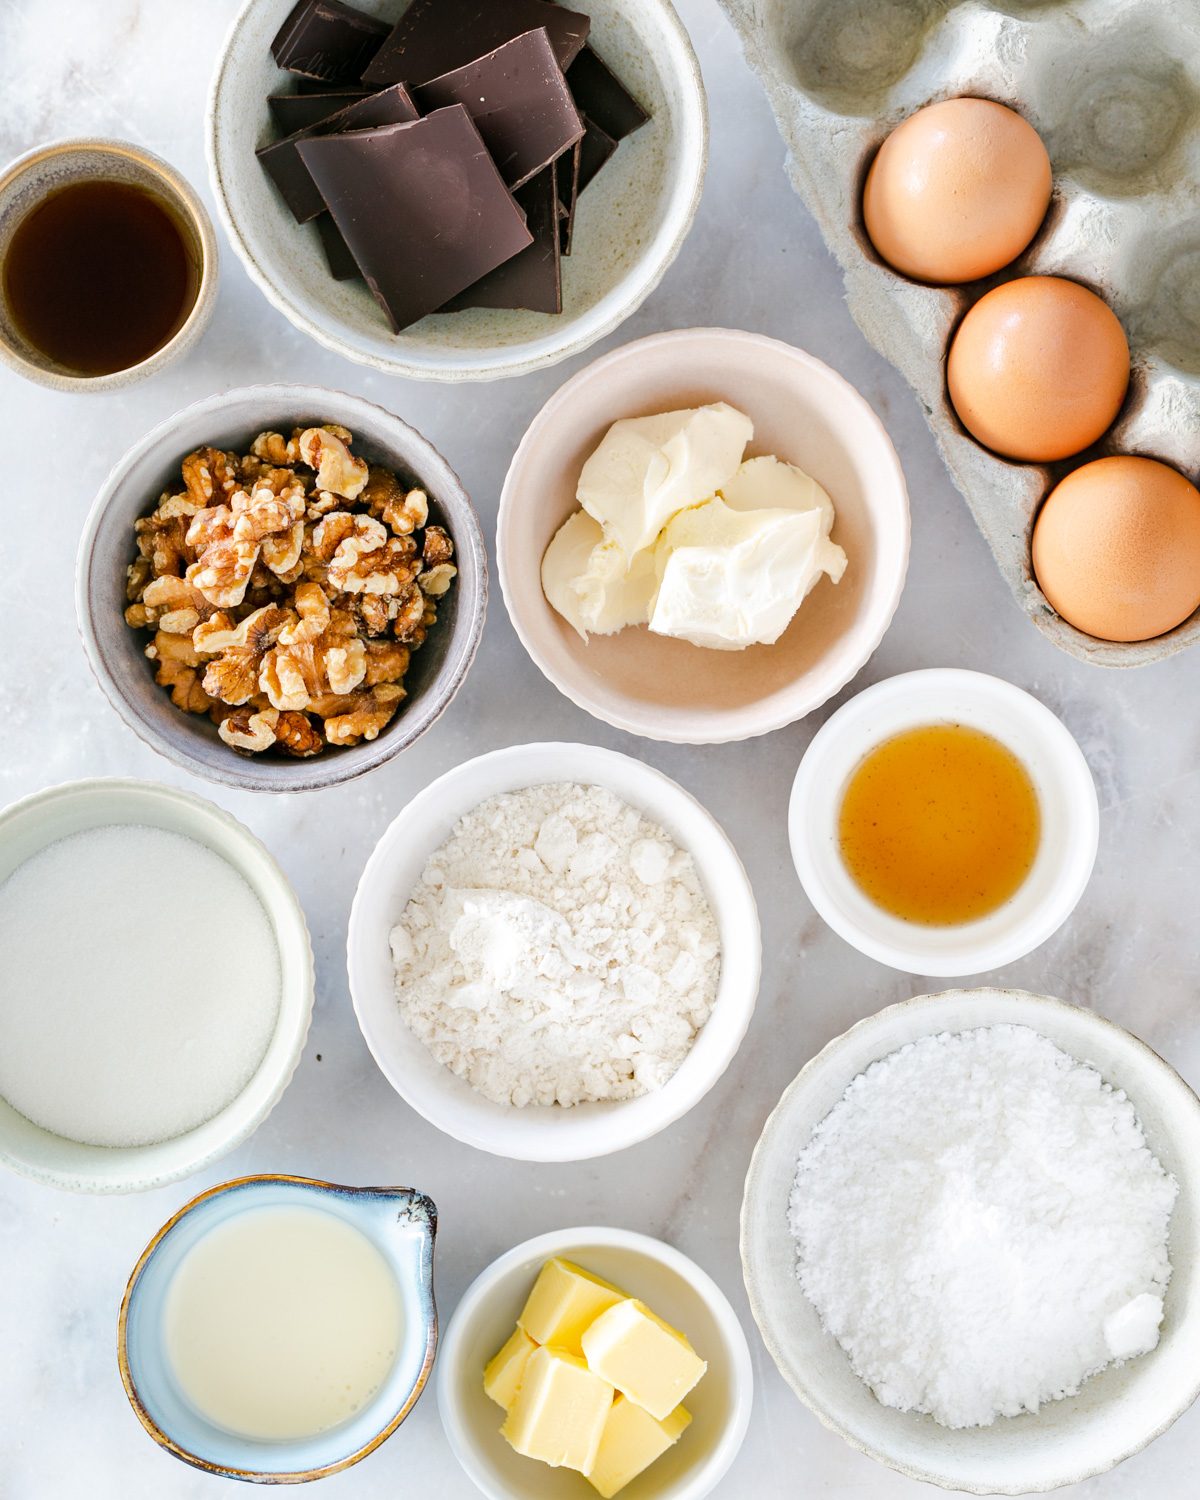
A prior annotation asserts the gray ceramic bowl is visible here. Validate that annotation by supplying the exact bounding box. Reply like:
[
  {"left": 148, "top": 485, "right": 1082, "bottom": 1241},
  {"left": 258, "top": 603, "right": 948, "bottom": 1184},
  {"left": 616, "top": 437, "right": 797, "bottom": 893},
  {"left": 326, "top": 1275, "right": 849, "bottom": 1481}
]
[
  {"left": 207, "top": 0, "right": 707, "bottom": 381},
  {"left": 76, "top": 384, "right": 486, "bottom": 793}
]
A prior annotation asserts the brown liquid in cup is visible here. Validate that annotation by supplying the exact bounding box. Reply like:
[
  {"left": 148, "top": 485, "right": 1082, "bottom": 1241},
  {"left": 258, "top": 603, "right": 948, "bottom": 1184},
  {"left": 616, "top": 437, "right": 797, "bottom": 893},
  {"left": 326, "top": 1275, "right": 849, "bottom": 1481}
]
[{"left": 2, "top": 179, "right": 199, "bottom": 376}]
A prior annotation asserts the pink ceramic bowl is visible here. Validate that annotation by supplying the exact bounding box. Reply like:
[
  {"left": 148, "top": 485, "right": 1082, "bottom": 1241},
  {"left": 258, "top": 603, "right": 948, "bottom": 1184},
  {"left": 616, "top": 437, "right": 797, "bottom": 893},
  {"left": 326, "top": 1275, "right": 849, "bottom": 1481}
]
[{"left": 497, "top": 328, "right": 910, "bottom": 743}]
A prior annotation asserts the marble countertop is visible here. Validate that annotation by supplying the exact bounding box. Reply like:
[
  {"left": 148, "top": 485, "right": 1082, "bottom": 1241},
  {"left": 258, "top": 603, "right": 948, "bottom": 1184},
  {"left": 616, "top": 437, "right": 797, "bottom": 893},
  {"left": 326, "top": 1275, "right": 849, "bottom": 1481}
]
[{"left": 1, "top": 2, "right": 1198, "bottom": 1497}]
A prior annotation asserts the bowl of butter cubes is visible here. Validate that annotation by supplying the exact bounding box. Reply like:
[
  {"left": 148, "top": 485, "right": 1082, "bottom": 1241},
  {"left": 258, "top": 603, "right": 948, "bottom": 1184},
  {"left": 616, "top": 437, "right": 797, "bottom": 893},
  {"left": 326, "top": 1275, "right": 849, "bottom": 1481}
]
[{"left": 437, "top": 1225, "right": 754, "bottom": 1500}]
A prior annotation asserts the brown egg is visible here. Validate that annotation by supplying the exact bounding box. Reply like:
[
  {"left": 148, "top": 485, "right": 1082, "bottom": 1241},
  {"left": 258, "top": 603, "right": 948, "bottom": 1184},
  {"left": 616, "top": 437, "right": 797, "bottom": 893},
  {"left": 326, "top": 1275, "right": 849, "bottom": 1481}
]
[
  {"left": 863, "top": 98, "right": 1052, "bottom": 284},
  {"left": 947, "top": 277, "right": 1129, "bottom": 462},
  {"left": 1032, "top": 456, "right": 1200, "bottom": 642}
]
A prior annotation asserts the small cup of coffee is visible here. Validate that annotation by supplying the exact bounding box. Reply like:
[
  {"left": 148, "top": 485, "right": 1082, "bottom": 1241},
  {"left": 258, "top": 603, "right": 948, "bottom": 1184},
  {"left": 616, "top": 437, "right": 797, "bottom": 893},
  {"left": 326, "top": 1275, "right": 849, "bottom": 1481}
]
[{"left": 0, "top": 137, "right": 218, "bottom": 391}]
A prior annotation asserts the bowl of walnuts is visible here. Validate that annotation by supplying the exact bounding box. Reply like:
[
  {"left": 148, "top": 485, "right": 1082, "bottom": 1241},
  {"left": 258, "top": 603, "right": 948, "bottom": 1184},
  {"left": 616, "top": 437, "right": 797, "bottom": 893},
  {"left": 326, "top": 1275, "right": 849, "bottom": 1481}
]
[{"left": 76, "top": 384, "right": 486, "bottom": 791}]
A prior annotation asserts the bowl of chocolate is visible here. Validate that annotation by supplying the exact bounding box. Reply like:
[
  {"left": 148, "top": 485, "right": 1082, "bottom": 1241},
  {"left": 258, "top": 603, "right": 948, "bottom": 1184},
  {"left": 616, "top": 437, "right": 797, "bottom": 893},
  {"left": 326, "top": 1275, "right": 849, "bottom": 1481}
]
[
  {"left": 76, "top": 384, "right": 487, "bottom": 793},
  {"left": 207, "top": 0, "right": 707, "bottom": 381}
]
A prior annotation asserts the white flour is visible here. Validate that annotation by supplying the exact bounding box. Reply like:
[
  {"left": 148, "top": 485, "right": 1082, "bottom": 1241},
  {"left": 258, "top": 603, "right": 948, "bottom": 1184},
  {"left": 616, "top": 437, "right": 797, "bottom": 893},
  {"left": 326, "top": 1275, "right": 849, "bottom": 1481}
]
[
  {"left": 789, "top": 1025, "right": 1177, "bottom": 1429},
  {"left": 389, "top": 783, "right": 721, "bottom": 1107}
]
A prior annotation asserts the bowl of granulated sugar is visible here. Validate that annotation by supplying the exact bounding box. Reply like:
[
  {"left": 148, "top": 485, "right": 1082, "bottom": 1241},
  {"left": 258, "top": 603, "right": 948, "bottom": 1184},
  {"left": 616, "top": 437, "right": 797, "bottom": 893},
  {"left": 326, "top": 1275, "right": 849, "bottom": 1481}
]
[
  {"left": 741, "top": 987, "right": 1200, "bottom": 1494},
  {"left": 0, "top": 778, "right": 313, "bottom": 1193}
]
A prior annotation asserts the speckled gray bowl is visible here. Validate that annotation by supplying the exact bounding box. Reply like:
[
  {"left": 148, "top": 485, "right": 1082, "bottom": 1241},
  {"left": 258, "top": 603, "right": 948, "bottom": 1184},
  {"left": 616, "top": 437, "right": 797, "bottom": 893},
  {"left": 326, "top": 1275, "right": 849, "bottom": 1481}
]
[
  {"left": 741, "top": 987, "right": 1200, "bottom": 1493},
  {"left": 76, "top": 384, "right": 487, "bottom": 793},
  {"left": 0, "top": 137, "right": 218, "bottom": 392},
  {"left": 206, "top": 0, "right": 707, "bottom": 382}
]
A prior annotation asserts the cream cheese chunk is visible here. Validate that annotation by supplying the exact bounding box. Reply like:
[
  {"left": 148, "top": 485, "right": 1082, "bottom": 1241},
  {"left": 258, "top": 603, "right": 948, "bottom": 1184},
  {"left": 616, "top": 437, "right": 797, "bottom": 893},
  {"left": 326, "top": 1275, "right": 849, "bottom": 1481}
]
[
  {"left": 541, "top": 404, "right": 848, "bottom": 650},
  {"left": 576, "top": 402, "right": 753, "bottom": 557},
  {"left": 651, "top": 497, "right": 847, "bottom": 650},
  {"left": 720, "top": 453, "right": 836, "bottom": 531},
  {"left": 541, "top": 510, "right": 657, "bottom": 640}
]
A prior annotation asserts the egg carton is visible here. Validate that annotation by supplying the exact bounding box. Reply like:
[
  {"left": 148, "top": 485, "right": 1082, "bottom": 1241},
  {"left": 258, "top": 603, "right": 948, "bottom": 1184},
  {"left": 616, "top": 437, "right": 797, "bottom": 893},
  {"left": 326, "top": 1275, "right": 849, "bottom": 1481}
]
[{"left": 717, "top": 0, "right": 1200, "bottom": 666}]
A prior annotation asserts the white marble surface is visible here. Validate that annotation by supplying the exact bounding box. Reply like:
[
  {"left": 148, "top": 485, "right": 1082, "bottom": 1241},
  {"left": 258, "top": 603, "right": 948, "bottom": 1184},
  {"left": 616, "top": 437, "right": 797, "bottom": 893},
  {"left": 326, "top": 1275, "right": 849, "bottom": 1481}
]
[{"left": 1, "top": 2, "right": 1198, "bottom": 1497}]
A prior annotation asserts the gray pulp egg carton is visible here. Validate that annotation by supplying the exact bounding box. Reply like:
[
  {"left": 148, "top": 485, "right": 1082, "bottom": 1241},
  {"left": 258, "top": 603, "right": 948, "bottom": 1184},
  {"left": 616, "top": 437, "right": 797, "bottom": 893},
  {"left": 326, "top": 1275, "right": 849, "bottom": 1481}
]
[{"left": 718, "top": 0, "right": 1200, "bottom": 666}]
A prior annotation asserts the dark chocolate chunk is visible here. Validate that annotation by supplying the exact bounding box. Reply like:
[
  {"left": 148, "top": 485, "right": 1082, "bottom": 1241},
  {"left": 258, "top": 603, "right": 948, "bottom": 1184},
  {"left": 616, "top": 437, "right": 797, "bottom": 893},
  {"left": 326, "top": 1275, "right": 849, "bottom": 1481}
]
[
  {"left": 315, "top": 213, "right": 361, "bottom": 280},
  {"left": 270, "top": 0, "right": 389, "bottom": 83},
  {"left": 258, "top": 82, "right": 420, "bottom": 223},
  {"left": 560, "top": 114, "right": 614, "bottom": 256},
  {"left": 297, "top": 106, "right": 534, "bottom": 332},
  {"left": 442, "top": 162, "right": 561, "bottom": 313},
  {"left": 268, "top": 89, "right": 368, "bottom": 134},
  {"left": 362, "top": 0, "right": 589, "bottom": 88},
  {"left": 566, "top": 46, "right": 649, "bottom": 141},
  {"left": 413, "top": 29, "right": 583, "bottom": 191},
  {"left": 558, "top": 137, "right": 582, "bottom": 255},
  {"left": 578, "top": 113, "right": 618, "bottom": 192}
]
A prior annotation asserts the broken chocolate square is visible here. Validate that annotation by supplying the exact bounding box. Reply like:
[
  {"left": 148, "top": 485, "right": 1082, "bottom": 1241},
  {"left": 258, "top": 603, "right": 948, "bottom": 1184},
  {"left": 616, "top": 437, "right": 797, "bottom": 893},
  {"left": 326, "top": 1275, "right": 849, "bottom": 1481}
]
[
  {"left": 442, "top": 161, "right": 561, "bottom": 313},
  {"left": 413, "top": 28, "right": 583, "bottom": 190},
  {"left": 258, "top": 82, "right": 420, "bottom": 223},
  {"left": 566, "top": 46, "right": 649, "bottom": 141},
  {"left": 270, "top": 0, "right": 389, "bottom": 83},
  {"left": 560, "top": 112, "right": 615, "bottom": 254},
  {"left": 558, "top": 137, "right": 583, "bottom": 255},
  {"left": 315, "top": 213, "right": 361, "bottom": 280},
  {"left": 363, "top": 0, "right": 590, "bottom": 88},
  {"left": 268, "top": 89, "right": 368, "bottom": 134},
  {"left": 578, "top": 113, "right": 618, "bottom": 192},
  {"left": 297, "top": 105, "right": 534, "bottom": 331}
]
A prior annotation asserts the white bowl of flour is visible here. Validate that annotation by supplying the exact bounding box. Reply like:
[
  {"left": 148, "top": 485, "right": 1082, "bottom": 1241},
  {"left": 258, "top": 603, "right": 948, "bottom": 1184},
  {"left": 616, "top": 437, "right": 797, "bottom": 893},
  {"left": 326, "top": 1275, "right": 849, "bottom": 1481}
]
[
  {"left": 348, "top": 742, "right": 760, "bottom": 1161},
  {"left": 741, "top": 987, "right": 1200, "bottom": 1493}
]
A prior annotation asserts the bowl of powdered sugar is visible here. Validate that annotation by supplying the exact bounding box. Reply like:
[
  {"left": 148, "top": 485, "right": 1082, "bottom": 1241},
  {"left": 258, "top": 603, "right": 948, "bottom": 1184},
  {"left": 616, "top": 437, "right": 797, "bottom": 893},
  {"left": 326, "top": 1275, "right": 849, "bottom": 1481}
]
[
  {"left": 0, "top": 778, "right": 313, "bottom": 1193},
  {"left": 347, "top": 741, "right": 760, "bottom": 1161},
  {"left": 740, "top": 987, "right": 1200, "bottom": 1493}
]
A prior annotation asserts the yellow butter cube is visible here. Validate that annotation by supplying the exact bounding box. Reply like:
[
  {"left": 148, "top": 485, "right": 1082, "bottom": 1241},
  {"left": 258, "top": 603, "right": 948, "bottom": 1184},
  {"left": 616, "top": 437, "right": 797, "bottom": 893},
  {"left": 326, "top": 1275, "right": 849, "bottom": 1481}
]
[
  {"left": 518, "top": 1258, "right": 626, "bottom": 1355},
  {"left": 501, "top": 1346, "right": 615, "bottom": 1472},
  {"left": 586, "top": 1396, "right": 692, "bottom": 1498},
  {"left": 484, "top": 1326, "right": 538, "bottom": 1411},
  {"left": 581, "top": 1300, "right": 707, "bottom": 1421}
]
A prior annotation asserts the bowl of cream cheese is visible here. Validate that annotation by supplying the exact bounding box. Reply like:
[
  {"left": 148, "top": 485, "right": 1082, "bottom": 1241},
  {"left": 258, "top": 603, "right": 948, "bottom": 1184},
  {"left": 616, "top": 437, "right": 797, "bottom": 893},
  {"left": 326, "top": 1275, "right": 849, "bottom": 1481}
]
[{"left": 497, "top": 327, "right": 910, "bottom": 743}]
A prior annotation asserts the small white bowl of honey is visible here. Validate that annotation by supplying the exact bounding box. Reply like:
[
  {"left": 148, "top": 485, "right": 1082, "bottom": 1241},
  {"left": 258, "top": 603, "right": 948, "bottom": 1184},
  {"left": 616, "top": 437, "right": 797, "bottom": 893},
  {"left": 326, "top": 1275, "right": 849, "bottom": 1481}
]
[{"left": 789, "top": 668, "right": 1099, "bottom": 976}]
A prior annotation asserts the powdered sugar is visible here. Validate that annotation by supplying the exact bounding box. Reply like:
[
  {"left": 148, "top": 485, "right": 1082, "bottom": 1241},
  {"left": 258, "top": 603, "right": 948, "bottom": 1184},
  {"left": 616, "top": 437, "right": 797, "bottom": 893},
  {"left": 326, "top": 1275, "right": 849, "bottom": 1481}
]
[
  {"left": 389, "top": 782, "right": 721, "bottom": 1107},
  {"left": 789, "top": 1025, "right": 1177, "bottom": 1429}
]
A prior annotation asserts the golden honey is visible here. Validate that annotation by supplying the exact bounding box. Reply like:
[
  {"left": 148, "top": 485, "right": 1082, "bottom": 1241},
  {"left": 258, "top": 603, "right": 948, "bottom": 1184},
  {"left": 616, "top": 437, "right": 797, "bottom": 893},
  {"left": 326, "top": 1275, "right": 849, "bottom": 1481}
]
[{"left": 837, "top": 723, "right": 1040, "bottom": 926}]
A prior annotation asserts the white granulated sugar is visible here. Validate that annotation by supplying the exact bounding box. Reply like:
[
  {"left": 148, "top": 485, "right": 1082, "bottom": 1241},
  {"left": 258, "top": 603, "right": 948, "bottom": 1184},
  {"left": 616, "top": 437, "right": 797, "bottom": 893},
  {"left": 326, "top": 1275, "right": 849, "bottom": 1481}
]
[
  {"left": 390, "top": 782, "right": 721, "bottom": 1107},
  {"left": 789, "top": 1025, "right": 1177, "bottom": 1429},
  {"left": 0, "top": 825, "right": 281, "bottom": 1149}
]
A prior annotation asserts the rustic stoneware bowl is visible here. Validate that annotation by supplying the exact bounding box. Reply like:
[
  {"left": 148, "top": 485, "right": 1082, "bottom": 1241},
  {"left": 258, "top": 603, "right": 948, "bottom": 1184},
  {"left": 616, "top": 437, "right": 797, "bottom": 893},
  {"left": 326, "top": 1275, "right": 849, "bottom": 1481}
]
[
  {"left": 76, "top": 384, "right": 486, "bottom": 793},
  {"left": 438, "top": 1226, "right": 754, "bottom": 1500},
  {"left": 119, "top": 1174, "right": 437, "bottom": 1481},
  {"left": 0, "top": 137, "right": 217, "bottom": 392},
  {"left": 206, "top": 0, "right": 707, "bottom": 381},
  {"left": 498, "top": 328, "right": 910, "bottom": 742},
  {"left": 741, "top": 987, "right": 1200, "bottom": 1493},
  {"left": 0, "top": 779, "right": 313, "bottom": 1194},
  {"left": 348, "top": 742, "right": 761, "bottom": 1162}
]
